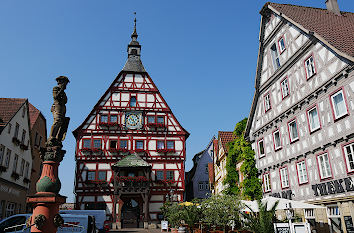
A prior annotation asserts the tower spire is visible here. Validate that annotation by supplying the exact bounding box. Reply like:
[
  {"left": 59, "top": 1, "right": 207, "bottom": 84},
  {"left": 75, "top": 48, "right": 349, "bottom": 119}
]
[{"left": 122, "top": 12, "right": 146, "bottom": 72}]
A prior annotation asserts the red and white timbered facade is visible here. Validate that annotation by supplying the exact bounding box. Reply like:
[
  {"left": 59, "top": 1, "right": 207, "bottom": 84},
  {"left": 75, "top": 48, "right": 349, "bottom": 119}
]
[{"left": 73, "top": 23, "right": 189, "bottom": 227}]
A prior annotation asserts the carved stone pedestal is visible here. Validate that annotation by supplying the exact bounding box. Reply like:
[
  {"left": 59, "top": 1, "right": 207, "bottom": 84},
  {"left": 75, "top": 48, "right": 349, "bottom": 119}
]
[
  {"left": 26, "top": 145, "right": 66, "bottom": 233},
  {"left": 27, "top": 193, "right": 66, "bottom": 233}
]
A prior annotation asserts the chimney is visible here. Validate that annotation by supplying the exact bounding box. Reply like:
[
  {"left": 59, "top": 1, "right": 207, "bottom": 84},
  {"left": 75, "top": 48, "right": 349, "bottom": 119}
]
[{"left": 326, "top": 0, "right": 341, "bottom": 16}]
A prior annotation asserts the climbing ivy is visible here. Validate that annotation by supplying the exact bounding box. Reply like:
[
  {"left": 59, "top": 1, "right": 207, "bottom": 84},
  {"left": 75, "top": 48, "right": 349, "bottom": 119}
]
[{"left": 223, "top": 118, "right": 262, "bottom": 200}]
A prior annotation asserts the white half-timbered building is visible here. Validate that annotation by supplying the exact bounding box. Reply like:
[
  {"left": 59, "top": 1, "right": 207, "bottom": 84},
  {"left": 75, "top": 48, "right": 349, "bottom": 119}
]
[
  {"left": 73, "top": 22, "right": 189, "bottom": 229},
  {"left": 245, "top": 1, "right": 354, "bottom": 232}
]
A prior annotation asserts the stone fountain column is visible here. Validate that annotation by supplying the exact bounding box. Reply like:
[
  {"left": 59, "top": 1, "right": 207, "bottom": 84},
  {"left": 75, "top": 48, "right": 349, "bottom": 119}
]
[{"left": 27, "top": 76, "right": 70, "bottom": 233}]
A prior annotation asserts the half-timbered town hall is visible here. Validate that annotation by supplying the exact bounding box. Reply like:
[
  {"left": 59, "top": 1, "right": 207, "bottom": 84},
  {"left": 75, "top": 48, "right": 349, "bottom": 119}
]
[{"left": 73, "top": 20, "right": 189, "bottom": 229}]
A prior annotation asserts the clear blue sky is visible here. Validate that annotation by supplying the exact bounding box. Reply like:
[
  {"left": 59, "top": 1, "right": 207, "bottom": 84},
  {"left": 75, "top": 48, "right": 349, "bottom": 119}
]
[{"left": 1, "top": 0, "right": 353, "bottom": 202}]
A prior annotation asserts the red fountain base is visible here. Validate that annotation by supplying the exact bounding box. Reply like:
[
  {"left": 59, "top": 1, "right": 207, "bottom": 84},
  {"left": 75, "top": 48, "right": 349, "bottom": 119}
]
[{"left": 27, "top": 193, "right": 66, "bottom": 233}]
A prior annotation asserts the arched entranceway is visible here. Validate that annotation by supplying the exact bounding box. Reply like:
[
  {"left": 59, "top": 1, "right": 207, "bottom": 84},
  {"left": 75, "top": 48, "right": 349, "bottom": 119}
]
[{"left": 121, "top": 197, "right": 142, "bottom": 228}]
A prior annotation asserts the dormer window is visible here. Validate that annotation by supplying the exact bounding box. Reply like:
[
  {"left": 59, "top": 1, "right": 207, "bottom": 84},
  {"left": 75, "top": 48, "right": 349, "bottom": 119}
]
[
  {"left": 130, "top": 96, "right": 137, "bottom": 107},
  {"left": 271, "top": 43, "right": 281, "bottom": 70}
]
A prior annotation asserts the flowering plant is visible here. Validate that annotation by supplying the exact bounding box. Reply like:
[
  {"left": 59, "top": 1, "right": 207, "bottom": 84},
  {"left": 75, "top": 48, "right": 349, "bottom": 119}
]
[
  {"left": 92, "top": 148, "right": 102, "bottom": 152},
  {"left": 147, "top": 123, "right": 165, "bottom": 128},
  {"left": 157, "top": 148, "right": 175, "bottom": 153}
]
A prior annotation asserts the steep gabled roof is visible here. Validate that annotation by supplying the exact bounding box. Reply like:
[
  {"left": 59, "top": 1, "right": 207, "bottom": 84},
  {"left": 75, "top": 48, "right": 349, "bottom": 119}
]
[
  {"left": 265, "top": 2, "right": 354, "bottom": 61},
  {"left": 245, "top": 2, "right": 354, "bottom": 140},
  {"left": 28, "top": 103, "right": 42, "bottom": 129},
  {"left": 0, "top": 98, "right": 27, "bottom": 132},
  {"left": 218, "top": 131, "right": 235, "bottom": 153}
]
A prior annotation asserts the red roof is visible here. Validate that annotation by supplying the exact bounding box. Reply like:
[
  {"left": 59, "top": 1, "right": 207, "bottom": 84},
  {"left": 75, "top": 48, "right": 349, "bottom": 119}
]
[
  {"left": 267, "top": 2, "right": 354, "bottom": 58},
  {"left": 0, "top": 98, "right": 26, "bottom": 127},
  {"left": 208, "top": 163, "right": 214, "bottom": 183},
  {"left": 218, "top": 131, "right": 235, "bottom": 153},
  {"left": 28, "top": 103, "right": 41, "bottom": 129}
]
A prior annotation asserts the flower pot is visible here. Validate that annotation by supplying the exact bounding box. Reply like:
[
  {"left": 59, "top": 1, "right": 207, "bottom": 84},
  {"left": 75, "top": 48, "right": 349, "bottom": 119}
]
[{"left": 171, "top": 228, "right": 178, "bottom": 233}]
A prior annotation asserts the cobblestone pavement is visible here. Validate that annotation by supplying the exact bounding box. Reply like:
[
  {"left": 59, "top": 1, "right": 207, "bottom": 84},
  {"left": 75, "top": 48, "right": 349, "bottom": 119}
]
[{"left": 110, "top": 228, "right": 162, "bottom": 233}]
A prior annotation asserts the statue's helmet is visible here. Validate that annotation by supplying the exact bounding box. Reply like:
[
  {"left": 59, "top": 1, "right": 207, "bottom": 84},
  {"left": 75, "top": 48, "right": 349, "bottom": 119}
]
[{"left": 56, "top": 76, "right": 70, "bottom": 84}]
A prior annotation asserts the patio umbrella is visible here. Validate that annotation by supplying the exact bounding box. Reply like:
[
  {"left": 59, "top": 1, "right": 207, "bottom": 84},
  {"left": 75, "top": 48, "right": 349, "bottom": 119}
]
[{"left": 241, "top": 196, "right": 325, "bottom": 212}]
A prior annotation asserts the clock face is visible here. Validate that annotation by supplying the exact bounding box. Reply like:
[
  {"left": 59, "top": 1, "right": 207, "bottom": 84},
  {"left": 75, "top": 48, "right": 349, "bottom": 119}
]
[{"left": 125, "top": 112, "right": 142, "bottom": 129}]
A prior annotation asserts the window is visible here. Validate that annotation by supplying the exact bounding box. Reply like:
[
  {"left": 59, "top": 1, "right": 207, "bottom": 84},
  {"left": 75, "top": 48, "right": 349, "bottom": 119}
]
[
  {"left": 297, "top": 160, "right": 308, "bottom": 184},
  {"left": 280, "top": 77, "right": 290, "bottom": 99},
  {"left": 264, "top": 93, "right": 271, "bottom": 112},
  {"left": 35, "top": 132, "right": 39, "bottom": 146},
  {"left": 87, "top": 171, "right": 96, "bottom": 181},
  {"left": 280, "top": 167, "right": 289, "bottom": 188},
  {"left": 4, "top": 149, "right": 11, "bottom": 168},
  {"left": 278, "top": 36, "right": 286, "bottom": 53},
  {"left": 119, "top": 140, "right": 128, "bottom": 149},
  {"left": 307, "top": 106, "right": 321, "bottom": 132},
  {"left": 263, "top": 173, "right": 271, "bottom": 192},
  {"left": 304, "top": 55, "right": 316, "bottom": 79},
  {"left": 83, "top": 139, "right": 91, "bottom": 149},
  {"left": 271, "top": 43, "right": 281, "bottom": 70},
  {"left": 327, "top": 206, "right": 340, "bottom": 217},
  {"left": 110, "top": 115, "right": 118, "bottom": 123},
  {"left": 157, "top": 141, "right": 165, "bottom": 150},
  {"left": 93, "top": 139, "right": 101, "bottom": 149},
  {"left": 288, "top": 119, "right": 299, "bottom": 142},
  {"left": 130, "top": 96, "right": 137, "bottom": 107},
  {"left": 8, "top": 123, "right": 11, "bottom": 134},
  {"left": 21, "top": 130, "right": 26, "bottom": 144},
  {"left": 14, "top": 123, "right": 19, "bottom": 139},
  {"left": 0, "top": 145, "right": 4, "bottom": 165},
  {"left": 110, "top": 140, "right": 117, "bottom": 149},
  {"left": 136, "top": 140, "right": 144, "bottom": 150},
  {"left": 273, "top": 130, "right": 282, "bottom": 151},
  {"left": 304, "top": 209, "right": 315, "bottom": 219},
  {"left": 330, "top": 89, "right": 348, "bottom": 120},
  {"left": 13, "top": 154, "right": 18, "bottom": 173},
  {"left": 258, "top": 139, "right": 265, "bottom": 158},
  {"left": 147, "top": 116, "right": 155, "bottom": 124},
  {"left": 156, "top": 170, "right": 164, "bottom": 180},
  {"left": 19, "top": 159, "right": 25, "bottom": 176},
  {"left": 98, "top": 171, "right": 106, "bottom": 180},
  {"left": 166, "top": 141, "right": 175, "bottom": 150},
  {"left": 166, "top": 171, "right": 174, "bottom": 180},
  {"left": 5, "top": 202, "right": 16, "bottom": 217},
  {"left": 343, "top": 142, "right": 354, "bottom": 173},
  {"left": 157, "top": 116, "right": 164, "bottom": 124},
  {"left": 198, "top": 182, "right": 204, "bottom": 191},
  {"left": 317, "top": 152, "right": 332, "bottom": 179},
  {"left": 24, "top": 162, "right": 30, "bottom": 178},
  {"left": 100, "top": 115, "right": 108, "bottom": 123},
  {"left": 205, "top": 164, "right": 209, "bottom": 174}
]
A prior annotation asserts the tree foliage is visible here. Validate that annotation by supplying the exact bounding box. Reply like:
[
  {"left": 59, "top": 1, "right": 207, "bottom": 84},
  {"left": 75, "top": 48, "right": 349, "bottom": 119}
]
[
  {"left": 241, "top": 200, "right": 279, "bottom": 233},
  {"left": 225, "top": 118, "right": 262, "bottom": 200}
]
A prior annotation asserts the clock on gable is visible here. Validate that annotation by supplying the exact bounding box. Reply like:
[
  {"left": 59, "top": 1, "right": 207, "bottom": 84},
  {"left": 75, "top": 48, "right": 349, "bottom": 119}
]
[{"left": 125, "top": 112, "right": 143, "bottom": 129}]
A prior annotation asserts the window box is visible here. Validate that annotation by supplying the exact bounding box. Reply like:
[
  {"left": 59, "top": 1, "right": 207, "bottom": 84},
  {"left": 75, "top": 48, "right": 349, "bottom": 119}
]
[
  {"left": 99, "top": 122, "right": 120, "bottom": 127},
  {"left": 11, "top": 172, "right": 20, "bottom": 180},
  {"left": 23, "top": 177, "right": 30, "bottom": 184},
  {"left": 135, "top": 149, "right": 146, "bottom": 153},
  {"left": 147, "top": 122, "right": 165, "bottom": 128},
  {"left": 157, "top": 148, "right": 175, "bottom": 153},
  {"left": 330, "top": 87, "right": 349, "bottom": 121},
  {"left": 12, "top": 137, "right": 20, "bottom": 146},
  {"left": 116, "top": 148, "right": 129, "bottom": 153},
  {"left": 81, "top": 148, "right": 92, "bottom": 152},
  {"left": 20, "top": 143, "right": 28, "bottom": 150},
  {"left": 91, "top": 148, "right": 103, "bottom": 153}
]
